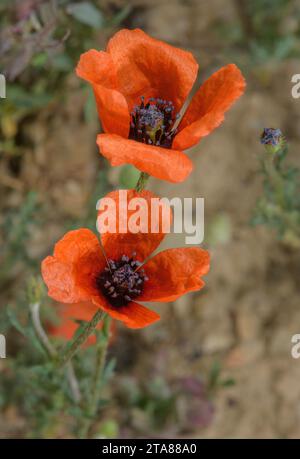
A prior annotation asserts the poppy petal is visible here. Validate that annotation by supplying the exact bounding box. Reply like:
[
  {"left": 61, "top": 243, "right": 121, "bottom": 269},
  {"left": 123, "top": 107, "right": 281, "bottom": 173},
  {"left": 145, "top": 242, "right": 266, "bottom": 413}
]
[
  {"left": 173, "top": 64, "right": 246, "bottom": 150},
  {"left": 97, "top": 133, "right": 193, "bottom": 183},
  {"left": 92, "top": 296, "right": 160, "bottom": 329},
  {"left": 76, "top": 49, "right": 130, "bottom": 137},
  {"left": 41, "top": 229, "right": 106, "bottom": 303},
  {"left": 76, "top": 49, "right": 116, "bottom": 87},
  {"left": 60, "top": 301, "right": 100, "bottom": 322},
  {"left": 107, "top": 29, "right": 198, "bottom": 112},
  {"left": 139, "top": 247, "right": 210, "bottom": 302},
  {"left": 97, "top": 189, "right": 172, "bottom": 261}
]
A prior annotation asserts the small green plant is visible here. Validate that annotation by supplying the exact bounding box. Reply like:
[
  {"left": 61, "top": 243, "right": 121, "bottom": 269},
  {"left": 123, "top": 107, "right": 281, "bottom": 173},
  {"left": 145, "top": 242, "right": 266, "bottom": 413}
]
[
  {"left": 252, "top": 128, "right": 300, "bottom": 247},
  {"left": 0, "top": 191, "right": 39, "bottom": 288},
  {"left": 2, "top": 278, "right": 116, "bottom": 438},
  {"left": 234, "top": 0, "right": 300, "bottom": 62}
]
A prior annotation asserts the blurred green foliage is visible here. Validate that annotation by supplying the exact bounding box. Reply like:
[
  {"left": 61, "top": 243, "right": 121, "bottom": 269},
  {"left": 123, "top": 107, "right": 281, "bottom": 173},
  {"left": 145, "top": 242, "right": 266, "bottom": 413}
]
[
  {"left": 252, "top": 136, "right": 300, "bottom": 247},
  {"left": 218, "top": 0, "right": 300, "bottom": 63},
  {"left": 0, "top": 191, "right": 39, "bottom": 288},
  {"left": 0, "top": 0, "right": 131, "bottom": 158}
]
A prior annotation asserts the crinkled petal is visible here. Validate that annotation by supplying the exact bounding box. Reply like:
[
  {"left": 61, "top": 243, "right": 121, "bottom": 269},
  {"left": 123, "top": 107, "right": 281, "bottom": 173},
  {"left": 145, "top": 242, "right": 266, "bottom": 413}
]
[
  {"left": 92, "top": 297, "right": 160, "bottom": 329},
  {"left": 41, "top": 229, "right": 106, "bottom": 303},
  {"left": 97, "top": 133, "right": 193, "bottom": 183},
  {"left": 107, "top": 28, "right": 198, "bottom": 111},
  {"left": 97, "top": 189, "right": 172, "bottom": 261},
  {"left": 173, "top": 64, "right": 246, "bottom": 150},
  {"left": 76, "top": 49, "right": 130, "bottom": 137},
  {"left": 76, "top": 49, "right": 117, "bottom": 87},
  {"left": 92, "top": 86, "right": 130, "bottom": 137},
  {"left": 139, "top": 247, "right": 210, "bottom": 302}
]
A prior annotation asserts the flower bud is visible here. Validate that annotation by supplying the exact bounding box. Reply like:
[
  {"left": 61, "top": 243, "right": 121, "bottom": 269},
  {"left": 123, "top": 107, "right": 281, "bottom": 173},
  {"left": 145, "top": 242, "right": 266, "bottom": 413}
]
[{"left": 260, "top": 128, "right": 284, "bottom": 154}]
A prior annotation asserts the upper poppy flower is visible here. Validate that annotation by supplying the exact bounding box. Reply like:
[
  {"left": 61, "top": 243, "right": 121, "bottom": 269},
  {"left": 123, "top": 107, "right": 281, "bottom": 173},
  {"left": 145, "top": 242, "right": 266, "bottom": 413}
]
[
  {"left": 76, "top": 28, "right": 246, "bottom": 183},
  {"left": 41, "top": 190, "right": 210, "bottom": 329}
]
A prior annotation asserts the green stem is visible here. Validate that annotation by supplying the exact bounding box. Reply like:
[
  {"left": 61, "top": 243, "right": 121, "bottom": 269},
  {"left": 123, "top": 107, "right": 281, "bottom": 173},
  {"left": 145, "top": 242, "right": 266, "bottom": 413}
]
[
  {"left": 263, "top": 152, "right": 286, "bottom": 208},
  {"left": 135, "top": 172, "right": 149, "bottom": 192},
  {"left": 29, "top": 301, "right": 82, "bottom": 403},
  {"left": 66, "top": 361, "right": 82, "bottom": 403},
  {"left": 79, "top": 319, "right": 110, "bottom": 438},
  {"left": 30, "top": 302, "right": 57, "bottom": 358},
  {"left": 58, "top": 309, "right": 105, "bottom": 368},
  {"left": 262, "top": 149, "right": 300, "bottom": 247}
]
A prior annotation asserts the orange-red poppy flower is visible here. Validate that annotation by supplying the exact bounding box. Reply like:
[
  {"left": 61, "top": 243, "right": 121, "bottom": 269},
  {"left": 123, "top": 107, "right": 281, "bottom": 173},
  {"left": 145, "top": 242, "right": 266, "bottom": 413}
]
[
  {"left": 42, "top": 190, "right": 209, "bottom": 329},
  {"left": 76, "top": 28, "right": 245, "bottom": 183},
  {"left": 49, "top": 302, "right": 116, "bottom": 345}
]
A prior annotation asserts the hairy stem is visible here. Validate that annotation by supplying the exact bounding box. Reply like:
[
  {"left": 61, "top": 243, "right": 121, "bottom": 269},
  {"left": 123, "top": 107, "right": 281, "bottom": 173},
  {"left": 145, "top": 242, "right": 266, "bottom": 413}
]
[
  {"left": 135, "top": 172, "right": 149, "bottom": 192},
  {"left": 66, "top": 361, "right": 82, "bottom": 403},
  {"left": 29, "top": 301, "right": 81, "bottom": 403},
  {"left": 79, "top": 317, "right": 110, "bottom": 438},
  {"left": 58, "top": 309, "right": 105, "bottom": 368},
  {"left": 263, "top": 152, "right": 286, "bottom": 208},
  {"left": 30, "top": 302, "right": 56, "bottom": 358}
]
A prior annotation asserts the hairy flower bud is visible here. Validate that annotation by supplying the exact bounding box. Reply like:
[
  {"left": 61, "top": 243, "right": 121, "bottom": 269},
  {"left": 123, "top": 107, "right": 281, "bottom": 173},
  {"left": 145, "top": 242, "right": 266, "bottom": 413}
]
[{"left": 260, "top": 128, "right": 284, "bottom": 154}]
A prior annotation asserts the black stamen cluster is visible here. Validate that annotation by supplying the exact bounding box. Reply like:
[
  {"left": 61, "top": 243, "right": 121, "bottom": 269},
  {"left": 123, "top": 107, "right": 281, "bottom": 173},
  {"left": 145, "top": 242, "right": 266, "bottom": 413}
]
[
  {"left": 96, "top": 253, "right": 148, "bottom": 308},
  {"left": 129, "top": 96, "right": 179, "bottom": 148}
]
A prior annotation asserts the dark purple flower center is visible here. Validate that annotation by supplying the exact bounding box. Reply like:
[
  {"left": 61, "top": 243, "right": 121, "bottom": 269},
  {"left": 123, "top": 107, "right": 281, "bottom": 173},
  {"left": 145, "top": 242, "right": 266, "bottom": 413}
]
[
  {"left": 96, "top": 254, "right": 148, "bottom": 308},
  {"left": 129, "top": 96, "right": 179, "bottom": 148}
]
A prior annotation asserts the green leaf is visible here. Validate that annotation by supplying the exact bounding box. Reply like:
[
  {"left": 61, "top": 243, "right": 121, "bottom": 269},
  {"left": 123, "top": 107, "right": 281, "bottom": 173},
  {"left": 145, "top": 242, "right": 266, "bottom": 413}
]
[
  {"left": 6, "top": 307, "right": 47, "bottom": 356},
  {"left": 6, "top": 308, "right": 27, "bottom": 337},
  {"left": 67, "top": 2, "right": 103, "bottom": 28},
  {"left": 221, "top": 378, "right": 236, "bottom": 388},
  {"left": 109, "top": 4, "right": 132, "bottom": 26},
  {"left": 51, "top": 54, "right": 73, "bottom": 72},
  {"left": 27, "top": 327, "right": 48, "bottom": 356},
  {"left": 102, "top": 358, "right": 116, "bottom": 383},
  {"left": 7, "top": 85, "right": 51, "bottom": 110},
  {"left": 208, "top": 360, "right": 221, "bottom": 390},
  {"left": 61, "top": 319, "right": 89, "bottom": 354},
  {"left": 97, "top": 419, "right": 119, "bottom": 439},
  {"left": 83, "top": 88, "right": 97, "bottom": 123},
  {"left": 32, "top": 52, "right": 48, "bottom": 68}
]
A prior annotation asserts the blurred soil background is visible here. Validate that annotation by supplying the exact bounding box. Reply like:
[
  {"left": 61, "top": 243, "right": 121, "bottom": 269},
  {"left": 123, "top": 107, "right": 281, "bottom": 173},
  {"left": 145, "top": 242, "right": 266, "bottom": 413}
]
[{"left": 1, "top": 0, "right": 300, "bottom": 438}]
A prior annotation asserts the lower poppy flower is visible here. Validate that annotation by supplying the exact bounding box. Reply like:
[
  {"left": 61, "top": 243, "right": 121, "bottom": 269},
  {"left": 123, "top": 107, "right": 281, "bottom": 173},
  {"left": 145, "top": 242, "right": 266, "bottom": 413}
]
[{"left": 42, "top": 192, "right": 209, "bottom": 329}]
